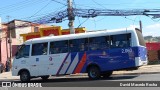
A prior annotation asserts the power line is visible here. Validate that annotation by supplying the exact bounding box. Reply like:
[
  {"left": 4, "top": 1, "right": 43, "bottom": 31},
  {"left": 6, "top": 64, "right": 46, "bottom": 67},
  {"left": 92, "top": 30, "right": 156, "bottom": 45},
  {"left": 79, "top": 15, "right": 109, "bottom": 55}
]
[
  {"left": 72, "top": 0, "right": 81, "bottom": 27},
  {"left": 0, "top": 0, "right": 47, "bottom": 14},
  {"left": 51, "top": 0, "right": 67, "bottom": 6},
  {"left": 28, "top": 0, "right": 53, "bottom": 19},
  {"left": 91, "top": 0, "right": 143, "bottom": 25},
  {"left": 77, "top": 18, "right": 89, "bottom": 28},
  {"left": 0, "top": 0, "right": 33, "bottom": 10},
  {"left": 18, "top": 5, "right": 67, "bottom": 22},
  {"left": 91, "top": 0, "right": 106, "bottom": 9}
]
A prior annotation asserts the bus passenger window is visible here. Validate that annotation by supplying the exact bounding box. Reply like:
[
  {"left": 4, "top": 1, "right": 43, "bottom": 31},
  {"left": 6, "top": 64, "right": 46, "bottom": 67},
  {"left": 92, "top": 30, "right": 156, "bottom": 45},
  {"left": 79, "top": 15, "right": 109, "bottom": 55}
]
[
  {"left": 69, "top": 42, "right": 78, "bottom": 52},
  {"left": 78, "top": 38, "right": 88, "bottom": 52},
  {"left": 50, "top": 43, "right": 60, "bottom": 54},
  {"left": 100, "top": 36, "right": 110, "bottom": 49},
  {"left": 50, "top": 40, "right": 68, "bottom": 54},
  {"left": 61, "top": 43, "right": 68, "bottom": 53},
  {"left": 89, "top": 36, "right": 109, "bottom": 50},
  {"left": 32, "top": 43, "right": 48, "bottom": 56},
  {"left": 110, "top": 33, "right": 131, "bottom": 48},
  {"left": 79, "top": 43, "right": 85, "bottom": 51},
  {"left": 89, "top": 38, "right": 98, "bottom": 50}
]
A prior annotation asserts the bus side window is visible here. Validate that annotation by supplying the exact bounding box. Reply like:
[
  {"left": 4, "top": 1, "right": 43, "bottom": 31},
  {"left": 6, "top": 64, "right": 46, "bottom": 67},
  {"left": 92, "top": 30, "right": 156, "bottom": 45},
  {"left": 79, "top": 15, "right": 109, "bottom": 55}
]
[
  {"left": 127, "top": 33, "right": 131, "bottom": 47},
  {"left": 110, "top": 35, "right": 117, "bottom": 48},
  {"left": 69, "top": 40, "right": 79, "bottom": 52},
  {"left": 32, "top": 42, "right": 48, "bottom": 56},
  {"left": 61, "top": 41, "right": 69, "bottom": 53},
  {"left": 79, "top": 38, "right": 88, "bottom": 52},
  {"left": 50, "top": 40, "right": 68, "bottom": 54},
  {"left": 89, "top": 36, "right": 108, "bottom": 50},
  {"left": 50, "top": 42, "right": 60, "bottom": 54},
  {"left": 16, "top": 45, "right": 30, "bottom": 59},
  {"left": 110, "top": 33, "right": 131, "bottom": 48},
  {"left": 101, "top": 36, "right": 110, "bottom": 49},
  {"left": 89, "top": 37, "right": 98, "bottom": 50}
]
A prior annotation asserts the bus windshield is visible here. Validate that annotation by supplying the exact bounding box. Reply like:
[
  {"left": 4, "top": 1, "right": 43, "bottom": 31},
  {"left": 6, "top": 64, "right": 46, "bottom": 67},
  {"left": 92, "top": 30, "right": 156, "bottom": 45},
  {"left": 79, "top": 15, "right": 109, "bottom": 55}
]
[
  {"left": 135, "top": 29, "right": 145, "bottom": 46},
  {"left": 15, "top": 44, "right": 30, "bottom": 59}
]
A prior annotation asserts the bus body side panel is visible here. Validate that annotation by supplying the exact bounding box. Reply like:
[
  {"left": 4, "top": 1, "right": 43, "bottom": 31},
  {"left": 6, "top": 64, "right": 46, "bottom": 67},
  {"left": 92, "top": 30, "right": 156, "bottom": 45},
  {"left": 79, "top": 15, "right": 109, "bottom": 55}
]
[
  {"left": 132, "top": 46, "right": 148, "bottom": 66},
  {"left": 57, "top": 46, "right": 147, "bottom": 75},
  {"left": 106, "top": 48, "right": 135, "bottom": 71},
  {"left": 80, "top": 48, "right": 138, "bottom": 73}
]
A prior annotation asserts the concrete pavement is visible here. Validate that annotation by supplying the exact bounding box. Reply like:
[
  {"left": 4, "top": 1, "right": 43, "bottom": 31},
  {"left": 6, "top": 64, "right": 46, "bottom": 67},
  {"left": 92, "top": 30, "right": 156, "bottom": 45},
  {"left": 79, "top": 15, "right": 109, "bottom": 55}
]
[{"left": 0, "top": 65, "right": 160, "bottom": 80}]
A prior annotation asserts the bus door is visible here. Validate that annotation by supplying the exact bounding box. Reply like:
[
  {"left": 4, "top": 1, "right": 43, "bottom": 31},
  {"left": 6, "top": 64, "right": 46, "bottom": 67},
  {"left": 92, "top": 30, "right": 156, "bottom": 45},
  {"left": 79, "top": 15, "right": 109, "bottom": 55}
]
[
  {"left": 30, "top": 43, "right": 49, "bottom": 76},
  {"left": 48, "top": 41, "right": 70, "bottom": 75}
]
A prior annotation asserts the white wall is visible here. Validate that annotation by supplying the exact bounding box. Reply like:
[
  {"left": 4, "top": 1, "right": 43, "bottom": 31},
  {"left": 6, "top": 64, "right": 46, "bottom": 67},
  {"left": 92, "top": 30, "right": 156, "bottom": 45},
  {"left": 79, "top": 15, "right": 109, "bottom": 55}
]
[{"left": 14, "top": 20, "right": 32, "bottom": 44}]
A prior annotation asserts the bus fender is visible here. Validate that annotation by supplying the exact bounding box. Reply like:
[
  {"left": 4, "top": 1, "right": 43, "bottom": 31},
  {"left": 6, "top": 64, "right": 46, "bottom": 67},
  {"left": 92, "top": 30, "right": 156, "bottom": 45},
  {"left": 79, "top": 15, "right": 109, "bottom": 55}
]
[
  {"left": 86, "top": 63, "right": 101, "bottom": 73},
  {"left": 18, "top": 68, "right": 30, "bottom": 76}
]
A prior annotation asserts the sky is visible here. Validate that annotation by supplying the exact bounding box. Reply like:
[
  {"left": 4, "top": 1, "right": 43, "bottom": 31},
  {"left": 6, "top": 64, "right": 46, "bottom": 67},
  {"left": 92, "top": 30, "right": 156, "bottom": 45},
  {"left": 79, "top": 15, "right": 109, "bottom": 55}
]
[{"left": 0, "top": 0, "right": 160, "bottom": 36}]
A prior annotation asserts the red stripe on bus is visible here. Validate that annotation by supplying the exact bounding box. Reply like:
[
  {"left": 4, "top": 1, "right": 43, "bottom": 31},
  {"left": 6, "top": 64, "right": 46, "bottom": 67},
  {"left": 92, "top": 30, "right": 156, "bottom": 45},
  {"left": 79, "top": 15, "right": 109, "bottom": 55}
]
[{"left": 74, "top": 52, "right": 86, "bottom": 74}]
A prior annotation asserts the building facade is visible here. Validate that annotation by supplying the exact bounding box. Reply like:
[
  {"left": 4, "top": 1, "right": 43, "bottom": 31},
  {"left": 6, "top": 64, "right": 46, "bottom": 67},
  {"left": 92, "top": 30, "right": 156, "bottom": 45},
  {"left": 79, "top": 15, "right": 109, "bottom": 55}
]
[{"left": 0, "top": 19, "right": 49, "bottom": 68}]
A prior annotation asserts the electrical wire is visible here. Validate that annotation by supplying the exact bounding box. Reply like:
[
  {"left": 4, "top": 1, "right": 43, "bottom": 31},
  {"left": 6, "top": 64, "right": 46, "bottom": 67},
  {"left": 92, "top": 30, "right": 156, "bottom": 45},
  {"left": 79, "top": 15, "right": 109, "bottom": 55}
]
[
  {"left": 27, "top": 0, "right": 53, "bottom": 19},
  {"left": 77, "top": 18, "right": 89, "bottom": 28},
  {"left": 91, "top": 0, "right": 106, "bottom": 9},
  {"left": 51, "top": 0, "right": 67, "bottom": 6},
  {"left": 0, "top": 0, "right": 47, "bottom": 14},
  {"left": 22, "top": 5, "right": 67, "bottom": 22},
  {"left": 0, "top": 0, "right": 33, "bottom": 10},
  {"left": 72, "top": 0, "right": 82, "bottom": 28}
]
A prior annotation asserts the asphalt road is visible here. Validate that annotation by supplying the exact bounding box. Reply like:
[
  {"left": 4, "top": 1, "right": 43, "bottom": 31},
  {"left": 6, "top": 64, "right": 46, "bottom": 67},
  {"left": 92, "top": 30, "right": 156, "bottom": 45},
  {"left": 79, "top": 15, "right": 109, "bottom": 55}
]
[{"left": 1, "top": 73, "right": 160, "bottom": 87}]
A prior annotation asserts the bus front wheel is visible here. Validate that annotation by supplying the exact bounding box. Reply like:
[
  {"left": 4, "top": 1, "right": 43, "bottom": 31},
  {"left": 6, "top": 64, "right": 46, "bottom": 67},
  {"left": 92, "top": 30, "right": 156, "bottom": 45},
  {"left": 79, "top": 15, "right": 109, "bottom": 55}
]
[
  {"left": 20, "top": 70, "right": 30, "bottom": 82},
  {"left": 88, "top": 66, "right": 100, "bottom": 79}
]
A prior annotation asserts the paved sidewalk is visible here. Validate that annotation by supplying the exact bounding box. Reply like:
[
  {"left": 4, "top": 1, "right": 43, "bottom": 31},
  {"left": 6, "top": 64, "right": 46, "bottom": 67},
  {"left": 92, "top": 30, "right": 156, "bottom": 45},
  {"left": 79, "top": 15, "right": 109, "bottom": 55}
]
[
  {"left": 0, "top": 65, "right": 160, "bottom": 80},
  {"left": 113, "top": 64, "right": 160, "bottom": 75},
  {"left": 0, "top": 71, "right": 19, "bottom": 80}
]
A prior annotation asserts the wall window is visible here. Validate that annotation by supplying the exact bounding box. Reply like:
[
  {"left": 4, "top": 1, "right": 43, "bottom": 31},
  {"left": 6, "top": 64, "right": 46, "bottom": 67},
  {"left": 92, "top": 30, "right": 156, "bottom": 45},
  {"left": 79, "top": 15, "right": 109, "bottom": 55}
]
[
  {"left": 16, "top": 45, "right": 30, "bottom": 59},
  {"left": 50, "top": 40, "right": 68, "bottom": 54},
  {"left": 32, "top": 42, "right": 48, "bottom": 56},
  {"left": 110, "top": 33, "right": 131, "bottom": 48}
]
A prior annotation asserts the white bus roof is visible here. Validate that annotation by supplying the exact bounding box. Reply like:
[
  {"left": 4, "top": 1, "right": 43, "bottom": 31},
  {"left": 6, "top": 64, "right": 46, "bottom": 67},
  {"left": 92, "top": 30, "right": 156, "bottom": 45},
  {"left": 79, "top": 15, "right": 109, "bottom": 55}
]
[{"left": 24, "top": 28, "right": 136, "bottom": 44}]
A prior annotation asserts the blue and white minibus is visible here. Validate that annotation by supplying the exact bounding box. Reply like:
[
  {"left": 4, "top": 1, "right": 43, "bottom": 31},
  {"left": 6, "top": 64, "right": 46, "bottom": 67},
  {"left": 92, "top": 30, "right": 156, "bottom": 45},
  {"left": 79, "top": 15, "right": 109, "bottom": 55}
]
[{"left": 12, "top": 28, "right": 148, "bottom": 82}]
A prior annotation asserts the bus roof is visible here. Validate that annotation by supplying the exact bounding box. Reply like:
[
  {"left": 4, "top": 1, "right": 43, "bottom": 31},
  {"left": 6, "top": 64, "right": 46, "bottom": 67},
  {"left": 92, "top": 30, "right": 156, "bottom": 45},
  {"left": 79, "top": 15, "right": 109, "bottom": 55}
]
[{"left": 24, "top": 28, "right": 136, "bottom": 44}]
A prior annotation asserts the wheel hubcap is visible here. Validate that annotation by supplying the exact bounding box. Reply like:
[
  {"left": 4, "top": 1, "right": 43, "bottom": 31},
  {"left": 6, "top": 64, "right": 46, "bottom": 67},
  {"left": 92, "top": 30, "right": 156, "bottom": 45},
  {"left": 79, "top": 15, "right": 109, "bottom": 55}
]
[
  {"left": 90, "top": 69, "right": 97, "bottom": 78},
  {"left": 22, "top": 73, "right": 28, "bottom": 81}
]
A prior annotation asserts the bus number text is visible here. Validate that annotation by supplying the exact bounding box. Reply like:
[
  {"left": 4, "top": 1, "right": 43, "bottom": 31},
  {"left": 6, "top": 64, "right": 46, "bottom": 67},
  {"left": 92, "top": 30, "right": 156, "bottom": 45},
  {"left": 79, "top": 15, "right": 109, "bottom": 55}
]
[{"left": 122, "top": 48, "right": 132, "bottom": 53}]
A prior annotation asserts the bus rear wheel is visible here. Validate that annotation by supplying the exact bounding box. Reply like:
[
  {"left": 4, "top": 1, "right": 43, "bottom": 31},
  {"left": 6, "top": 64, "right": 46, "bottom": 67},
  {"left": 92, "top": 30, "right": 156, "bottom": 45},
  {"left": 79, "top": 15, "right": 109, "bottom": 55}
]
[
  {"left": 20, "top": 70, "right": 30, "bottom": 82},
  {"left": 88, "top": 66, "right": 100, "bottom": 79}
]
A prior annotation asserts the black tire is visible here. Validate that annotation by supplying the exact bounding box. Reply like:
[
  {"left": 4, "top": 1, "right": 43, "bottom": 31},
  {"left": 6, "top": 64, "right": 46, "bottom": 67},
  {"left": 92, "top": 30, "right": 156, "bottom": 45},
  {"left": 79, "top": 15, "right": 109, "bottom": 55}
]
[
  {"left": 101, "top": 71, "right": 113, "bottom": 78},
  {"left": 20, "top": 70, "right": 30, "bottom": 82},
  {"left": 88, "top": 66, "right": 100, "bottom": 79},
  {"left": 41, "top": 76, "right": 49, "bottom": 80}
]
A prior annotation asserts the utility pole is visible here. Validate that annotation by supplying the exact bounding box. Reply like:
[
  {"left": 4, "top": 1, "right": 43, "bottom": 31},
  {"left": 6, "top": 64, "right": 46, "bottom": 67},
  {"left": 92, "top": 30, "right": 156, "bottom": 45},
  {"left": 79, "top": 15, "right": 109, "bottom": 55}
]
[
  {"left": 67, "top": 0, "right": 75, "bottom": 34},
  {"left": 6, "top": 16, "right": 12, "bottom": 71}
]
